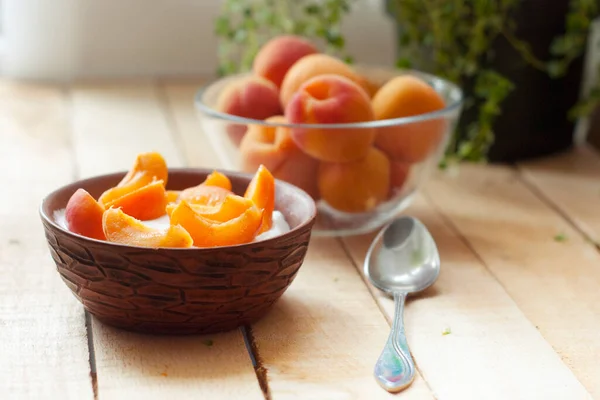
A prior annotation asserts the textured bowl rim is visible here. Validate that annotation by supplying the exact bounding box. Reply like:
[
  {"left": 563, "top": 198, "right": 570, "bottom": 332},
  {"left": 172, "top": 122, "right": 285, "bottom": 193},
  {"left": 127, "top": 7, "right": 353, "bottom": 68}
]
[
  {"left": 39, "top": 167, "right": 317, "bottom": 252},
  {"left": 194, "top": 65, "right": 464, "bottom": 129}
]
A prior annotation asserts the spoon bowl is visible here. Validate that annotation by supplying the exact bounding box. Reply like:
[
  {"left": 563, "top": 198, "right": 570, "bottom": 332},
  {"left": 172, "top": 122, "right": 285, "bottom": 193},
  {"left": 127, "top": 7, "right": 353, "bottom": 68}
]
[
  {"left": 365, "top": 217, "right": 440, "bottom": 294},
  {"left": 364, "top": 216, "right": 440, "bottom": 392}
]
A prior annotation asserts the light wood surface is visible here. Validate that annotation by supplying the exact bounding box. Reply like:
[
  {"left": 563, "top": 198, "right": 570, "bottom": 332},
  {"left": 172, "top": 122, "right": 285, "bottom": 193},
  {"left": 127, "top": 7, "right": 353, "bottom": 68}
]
[
  {"left": 425, "top": 164, "right": 600, "bottom": 397},
  {"left": 3, "top": 78, "right": 600, "bottom": 399},
  {"left": 518, "top": 146, "right": 600, "bottom": 244},
  {"left": 0, "top": 82, "right": 94, "bottom": 399}
]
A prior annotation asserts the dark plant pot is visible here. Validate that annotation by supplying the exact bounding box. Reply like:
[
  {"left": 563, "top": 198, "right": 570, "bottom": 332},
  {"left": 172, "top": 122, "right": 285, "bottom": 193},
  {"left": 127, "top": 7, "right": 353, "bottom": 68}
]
[
  {"left": 586, "top": 105, "right": 600, "bottom": 151},
  {"left": 387, "top": 0, "right": 586, "bottom": 162}
]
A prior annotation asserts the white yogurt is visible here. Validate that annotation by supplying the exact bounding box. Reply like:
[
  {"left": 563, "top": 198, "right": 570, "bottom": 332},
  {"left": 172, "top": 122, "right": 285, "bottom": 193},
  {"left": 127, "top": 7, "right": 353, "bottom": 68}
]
[{"left": 53, "top": 209, "right": 291, "bottom": 245}]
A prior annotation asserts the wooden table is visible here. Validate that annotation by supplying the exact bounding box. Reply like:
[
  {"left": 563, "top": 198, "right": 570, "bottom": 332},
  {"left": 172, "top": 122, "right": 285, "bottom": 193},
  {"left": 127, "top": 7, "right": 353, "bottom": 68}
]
[{"left": 2, "top": 79, "right": 600, "bottom": 400}]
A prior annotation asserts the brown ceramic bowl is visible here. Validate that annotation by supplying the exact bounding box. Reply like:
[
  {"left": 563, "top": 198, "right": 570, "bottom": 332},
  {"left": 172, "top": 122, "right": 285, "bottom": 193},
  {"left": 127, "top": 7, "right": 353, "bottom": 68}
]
[{"left": 40, "top": 168, "right": 316, "bottom": 335}]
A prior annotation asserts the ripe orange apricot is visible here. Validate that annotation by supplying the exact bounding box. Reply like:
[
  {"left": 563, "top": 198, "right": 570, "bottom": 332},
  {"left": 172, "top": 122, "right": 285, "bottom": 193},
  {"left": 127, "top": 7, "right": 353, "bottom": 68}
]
[
  {"left": 253, "top": 35, "right": 319, "bottom": 88},
  {"left": 318, "top": 147, "right": 390, "bottom": 213},
  {"left": 202, "top": 170, "right": 232, "bottom": 191},
  {"left": 166, "top": 190, "right": 180, "bottom": 204},
  {"left": 103, "top": 180, "right": 168, "bottom": 221},
  {"left": 390, "top": 160, "right": 411, "bottom": 193},
  {"left": 239, "top": 116, "right": 320, "bottom": 199},
  {"left": 279, "top": 53, "right": 372, "bottom": 108},
  {"left": 216, "top": 76, "right": 283, "bottom": 146},
  {"left": 99, "top": 152, "right": 168, "bottom": 206},
  {"left": 371, "top": 75, "right": 447, "bottom": 163},
  {"left": 244, "top": 165, "right": 275, "bottom": 233},
  {"left": 179, "top": 184, "right": 232, "bottom": 206},
  {"left": 285, "top": 74, "right": 375, "bottom": 162},
  {"left": 103, "top": 208, "right": 193, "bottom": 248},
  {"left": 169, "top": 201, "right": 263, "bottom": 247},
  {"left": 65, "top": 189, "right": 106, "bottom": 240}
]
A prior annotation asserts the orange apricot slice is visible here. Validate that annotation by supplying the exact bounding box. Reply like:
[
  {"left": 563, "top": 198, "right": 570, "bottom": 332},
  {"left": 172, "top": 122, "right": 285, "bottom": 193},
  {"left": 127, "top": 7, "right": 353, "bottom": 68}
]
[
  {"left": 65, "top": 189, "right": 106, "bottom": 240},
  {"left": 99, "top": 152, "right": 168, "bottom": 206},
  {"left": 202, "top": 170, "right": 232, "bottom": 191},
  {"left": 169, "top": 201, "right": 263, "bottom": 247},
  {"left": 167, "top": 195, "right": 252, "bottom": 222},
  {"left": 244, "top": 165, "right": 275, "bottom": 234},
  {"left": 103, "top": 208, "right": 193, "bottom": 248},
  {"left": 104, "top": 180, "right": 167, "bottom": 221},
  {"left": 166, "top": 190, "right": 181, "bottom": 204},
  {"left": 188, "top": 194, "right": 253, "bottom": 222},
  {"left": 180, "top": 184, "right": 232, "bottom": 206}
]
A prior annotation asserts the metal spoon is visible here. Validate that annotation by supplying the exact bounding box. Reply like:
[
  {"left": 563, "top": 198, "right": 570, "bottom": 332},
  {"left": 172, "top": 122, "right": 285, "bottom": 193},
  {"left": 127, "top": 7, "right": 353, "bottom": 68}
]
[{"left": 364, "top": 216, "right": 440, "bottom": 392}]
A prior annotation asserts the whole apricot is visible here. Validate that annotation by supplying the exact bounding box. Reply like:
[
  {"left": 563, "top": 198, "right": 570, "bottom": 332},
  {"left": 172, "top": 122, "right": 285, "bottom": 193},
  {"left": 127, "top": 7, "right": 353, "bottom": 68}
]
[
  {"left": 279, "top": 53, "right": 371, "bottom": 107},
  {"left": 390, "top": 160, "right": 411, "bottom": 192},
  {"left": 65, "top": 189, "right": 106, "bottom": 240},
  {"left": 216, "top": 76, "right": 282, "bottom": 146},
  {"left": 371, "top": 75, "right": 447, "bottom": 163},
  {"left": 286, "top": 74, "right": 375, "bottom": 163},
  {"left": 239, "top": 116, "right": 320, "bottom": 198},
  {"left": 318, "top": 147, "right": 390, "bottom": 213},
  {"left": 253, "top": 35, "right": 319, "bottom": 88}
]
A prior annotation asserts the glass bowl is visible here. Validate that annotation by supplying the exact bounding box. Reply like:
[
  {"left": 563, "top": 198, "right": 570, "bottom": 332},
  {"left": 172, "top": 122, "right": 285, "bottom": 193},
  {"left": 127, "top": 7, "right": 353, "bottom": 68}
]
[{"left": 195, "top": 65, "right": 463, "bottom": 236}]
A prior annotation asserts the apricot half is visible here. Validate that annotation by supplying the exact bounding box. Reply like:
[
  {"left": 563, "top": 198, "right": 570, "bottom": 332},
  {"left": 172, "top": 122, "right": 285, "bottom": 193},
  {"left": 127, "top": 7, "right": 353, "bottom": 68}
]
[
  {"left": 103, "top": 208, "right": 193, "bottom": 248},
  {"left": 179, "top": 184, "right": 232, "bottom": 206},
  {"left": 170, "top": 201, "right": 263, "bottom": 247},
  {"left": 65, "top": 189, "right": 106, "bottom": 240},
  {"left": 202, "top": 170, "right": 232, "bottom": 191},
  {"left": 168, "top": 194, "right": 253, "bottom": 223},
  {"left": 99, "top": 152, "right": 168, "bottom": 206},
  {"left": 244, "top": 165, "right": 275, "bottom": 233},
  {"left": 103, "top": 180, "right": 168, "bottom": 221}
]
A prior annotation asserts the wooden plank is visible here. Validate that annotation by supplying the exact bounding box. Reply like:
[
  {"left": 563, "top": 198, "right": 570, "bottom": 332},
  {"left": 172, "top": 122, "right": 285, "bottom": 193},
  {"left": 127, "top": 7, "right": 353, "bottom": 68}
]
[
  {"left": 424, "top": 163, "right": 600, "bottom": 397},
  {"left": 163, "top": 81, "right": 434, "bottom": 399},
  {"left": 71, "top": 82, "right": 264, "bottom": 400},
  {"left": 0, "top": 82, "right": 93, "bottom": 398},
  {"left": 342, "top": 194, "right": 591, "bottom": 400},
  {"left": 518, "top": 146, "right": 600, "bottom": 244}
]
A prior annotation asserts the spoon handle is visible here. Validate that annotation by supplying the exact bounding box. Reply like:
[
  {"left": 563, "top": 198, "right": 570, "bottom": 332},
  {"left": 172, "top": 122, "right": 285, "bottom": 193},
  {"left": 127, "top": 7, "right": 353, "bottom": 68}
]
[{"left": 374, "top": 292, "right": 415, "bottom": 392}]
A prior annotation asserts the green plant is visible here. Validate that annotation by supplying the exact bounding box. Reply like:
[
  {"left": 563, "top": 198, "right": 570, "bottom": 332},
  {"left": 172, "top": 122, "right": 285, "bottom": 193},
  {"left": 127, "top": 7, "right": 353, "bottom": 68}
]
[
  {"left": 215, "top": 0, "right": 355, "bottom": 77},
  {"left": 387, "top": 0, "right": 600, "bottom": 163},
  {"left": 386, "top": 0, "right": 598, "bottom": 164},
  {"left": 215, "top": 0, "right": 599, "bottom": 164}
]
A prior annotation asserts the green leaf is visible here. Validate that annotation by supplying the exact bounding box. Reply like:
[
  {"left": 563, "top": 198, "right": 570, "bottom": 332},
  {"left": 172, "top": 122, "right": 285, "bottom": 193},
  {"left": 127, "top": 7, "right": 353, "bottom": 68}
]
[
  {"left": 395, "top": 57, "right": 412, "bottom": 69},
  {"left": 554, "top": 233, "right": 568, "bottom": 242},
  {"left": 214, "top": 16, "right": 231, "bottom": 36}
]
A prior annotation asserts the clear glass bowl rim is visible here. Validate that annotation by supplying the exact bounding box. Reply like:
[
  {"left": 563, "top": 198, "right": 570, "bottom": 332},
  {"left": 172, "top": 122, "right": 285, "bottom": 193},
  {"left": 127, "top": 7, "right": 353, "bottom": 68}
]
[{"left": 194, "top": 66, "right": 464, "bottom": 130}]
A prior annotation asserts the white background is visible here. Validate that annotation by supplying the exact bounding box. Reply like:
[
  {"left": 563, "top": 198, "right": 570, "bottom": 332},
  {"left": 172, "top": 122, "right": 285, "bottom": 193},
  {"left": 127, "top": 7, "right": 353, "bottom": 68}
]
[{"left": 0, "top": 0, "right": 396, "bottom": 80}]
